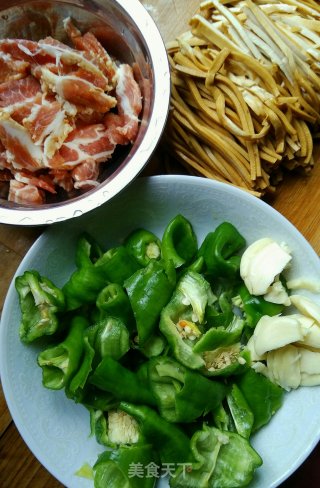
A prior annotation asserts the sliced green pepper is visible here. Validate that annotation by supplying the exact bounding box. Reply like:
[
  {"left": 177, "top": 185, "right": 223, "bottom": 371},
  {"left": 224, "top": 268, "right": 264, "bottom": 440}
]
[
  {"left": 161, "top": 214, "right": 198, "bottom": 268},
  {"left": 124, "top": 228, "right": 161, "bottom": 267},
  {"left": 159, "top": 271, "right": 211, "bottom": 370},
  {"left": 125, "top": 260, "right": 175, "bottom": 346},
  {"left": 212, "top": 403, "right": 235, "bottom": 432},
  {"left": 210, "top": 430, "right": 262, "bottom": 487},
  {"left": 93, "top": 444, "right": 159, "bottom": 488},
  {"left": 62, "top": 266, "right": 109, "bottom": 311},
  {"left": 236, "top": 368, "right": 284, "bottom": 432},
  {"left": 89, "top": 408, "right": 142, "bottom": 448},
  {"left": 88, "top": 316, "right": 130, "bottom": 363},
  {"left": 95, "top": 246, "right": 140, "bottom": 285},
  {"left": 66, "top": 333, "right": 95, "bottom": 402},
  {"left": 75, "top": 232, "right": 103, "bottom": 268},
  {"left": 198, "top": 222, "right": 245, "bottom": 278},
  {"left": 15, "top": 270, "right": 65, "bottom": 343},
  {"left": 79, "top": 385, "right": 119, "bottom": 411},
  {"left": 202, "top": 343, "right": 251, "bottom": 377},
  {"left": 119, "top": 402, "right": 192, "bottom": 464},
  {"left": 89, "top": 356, "right": 157, "bottom": 407},
  {"left": 96, "top": 283, "right": 135, "bottom": 333},
  {"left": 37, "top": 315, "right": 88, "bottom": 390},
  {"left": 205, "top": 291, "right": 234, "bottom": 329},
  {"left": 170, "top": 424, "right": 262, "bottom": 488},
  {"left": 138, "top": 334, "right": 167, "bottom": 358},
  {"left": 185, "top": 255, "right": 205, "bottom": 274},
  {"left": 63, "top": 246, "right": 139, "bottom": 311},
  {"left": 90, "top": 409, "right": 111, "bottom": 447},
  {"left": 238, "top": 283, "right": 284, "bottom": 327},
  {"left": 226, "top": 384, "right": 254, "bottom": 439},
  {"left": 148, "top": 356, "right": 227, "bottom": 423},
  {"left": 193, "top": 315, "right": 244, "bottom": 354}
]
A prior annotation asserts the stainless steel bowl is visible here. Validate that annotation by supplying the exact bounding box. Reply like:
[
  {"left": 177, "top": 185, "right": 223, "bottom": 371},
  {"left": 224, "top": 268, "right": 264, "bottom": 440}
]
[{"left": 0, "top": 0, "right": 170, "bottom": 225}]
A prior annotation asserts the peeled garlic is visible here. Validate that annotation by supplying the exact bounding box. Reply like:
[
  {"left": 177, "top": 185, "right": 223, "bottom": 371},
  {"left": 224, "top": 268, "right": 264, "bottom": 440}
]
[
  {"left": 292, "top": 314, "right": 320, "bottom": 349},
  {"left": 253, "top": 315, "right": 304, "bottom": 357},
  {"left": 246, "top": 335, "right": 266, "bottom": 361},
  {"left": 290, "top": 295, "right": 320, "bottom": 324},
  {"left": 287, "top": 278, "right": 320, "bottom": 293},
  {"left": 263, "top": 279, "right": 291, "bottom": 305},
  {"left": 300, "top": 348, "right": 320, "bottom": 374},
  {"left": 240, "top": 238, "right": 292, "bottom": 295},
  {"left": 299, "top": 348, "right": 320, "bottom": 386},
  {"left": 251, "top": 361, "right": 269, "bottom": 376},
  {"left": 267, "top": 345, "right": 301, "bottom": 390}
]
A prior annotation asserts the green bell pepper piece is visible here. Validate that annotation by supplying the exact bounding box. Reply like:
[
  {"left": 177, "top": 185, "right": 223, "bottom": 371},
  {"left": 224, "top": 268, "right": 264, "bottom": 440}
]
[
  {"left": 62, "top": 266, "right": 109, "bottom": 310},
  {"left": 75, "top": 233, "right": 103, "bottom": 268},
  {"left": 186, "top": 255, "right": 205, "bottom": 274},
  {"left": 226, "top": 384, "right": 254, "bottom": 439},
  {"left": 80, "top": 385, "right": 119, "bottom": 411},
  {"left": 159, "top": 271, "right": 211, "bottom": 370},
  {"left": 63, "top": 246, "right": 139, "bottom": 310},
  {"left": 95, "top": 246, "right": 140, "bottom": 285},
  {"left": 193, "top": 315, "right": 244, "bottom": 354},
  {"left": 212, "top": 403, "right": 235, "bottom": 432},
  {"left": 93, "top": 444, "right": 160, "bottom": 488},
  {"left": 37, "top": 315, "right": 88, "bottom": 390},
  {"left": 148, "top": 356, "right": 227, "bottom": 423},
  {"left": 15, "top": 270, "right": 65, "bottom": 343},
  {"left": 236, "top": 368, "right": 284, "bottom": 432},
  {"left": 205, "top": 292, "right": 234, "bottom": 329},
  {"left": 66, "top": 333, "right": 96, "bottom": 402},
  {"left": 66, "top": 315, "right": 130, "bottom": 403},
  {"left": 90, "top": 409, "right": 111, "bottom": 447},
  {"left": 238, "top": 283, "right": 284, "bottom": 327},
  {"left": 198, "top": 222, "right": 245, "bottom": 278},
  {"left": 161, "top": 214, "right": 198, "bottom": 268},
  {"left": 170, "top": 424, "right": 262, "bottom": 488},
  {"left": 202, "top": 344, "right": 251, "bottom": 377},
  {"left": 90, "top": 407, "right": 144, "bottom": 448},
  {"left": 96, "top": 283, "right": 135, "bottom": 333},
  {"left": 124, "top": 228, "right": 161, "bottom": 267},
  {"left": 89, "top": 356, "right": 157, "bottom": 407},
  {"left": 88, "top": 316, "right": 130, "bottom": 363},
  {"left": 138, "top": 334, "right": 167, "bottom": 358},
  {"left": 119, "top": 402, "right": 192, "bottom": 464},
  {"left": 125, "top": 260, "right": 175, "bottom": 346},
  {"left": 170, "top": 423, "right": 223, "bottom": 488}
]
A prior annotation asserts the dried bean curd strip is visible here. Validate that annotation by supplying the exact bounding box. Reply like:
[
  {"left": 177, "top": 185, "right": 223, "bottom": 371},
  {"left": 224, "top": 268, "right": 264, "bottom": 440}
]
[{"left": 166, "top": 0, "right": 320, "bottom": 195}]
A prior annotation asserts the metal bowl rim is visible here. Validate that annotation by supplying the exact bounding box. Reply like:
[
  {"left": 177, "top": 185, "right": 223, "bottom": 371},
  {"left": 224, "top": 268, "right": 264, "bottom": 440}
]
[{"left": 0, "top": 0, "right": 171, "bottom": 226}]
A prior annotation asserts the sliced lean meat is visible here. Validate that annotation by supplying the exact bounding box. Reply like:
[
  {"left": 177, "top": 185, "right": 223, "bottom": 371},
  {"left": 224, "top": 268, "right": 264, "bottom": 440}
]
[{"left": 0, "top": 19, "right": 143, "bottom": 204}]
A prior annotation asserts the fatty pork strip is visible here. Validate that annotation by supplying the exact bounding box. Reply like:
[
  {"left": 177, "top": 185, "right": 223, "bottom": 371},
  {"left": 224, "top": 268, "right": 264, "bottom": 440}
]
[
  {"left": 0, "top": 51, "right": 29, "bottom": 83},
  {"left": 0, "top": 21, "right": 142, "bottom": 205},
  {"left": 52, "top": 63, "right": 143, "bottom": 191}
]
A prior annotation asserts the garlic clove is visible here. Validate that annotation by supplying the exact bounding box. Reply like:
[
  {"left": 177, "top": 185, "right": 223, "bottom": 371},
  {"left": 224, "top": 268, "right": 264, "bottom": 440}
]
[
  {"left": 290, "top": 295, "right": 320, "bottom": 324},
  {"left": 240, "top": 238, "right": 292, "bottom": 296},
  {"left": 267, "top": 345, "right": 301, "bottom": 390},
  {"left": 253, "top": 314, "right": 303, "bottom": 357}
]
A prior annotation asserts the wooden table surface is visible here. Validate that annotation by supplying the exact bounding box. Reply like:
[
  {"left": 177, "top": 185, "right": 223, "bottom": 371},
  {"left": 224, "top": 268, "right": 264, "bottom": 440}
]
[{"left": 1, "top": 1, "right": 320, "bottom": 487}]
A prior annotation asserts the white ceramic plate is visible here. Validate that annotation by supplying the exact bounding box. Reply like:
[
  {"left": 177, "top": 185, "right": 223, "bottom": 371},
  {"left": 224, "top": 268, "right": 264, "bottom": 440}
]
[{"left": 1, "top": 175, "right": 320, "bottom": 488}]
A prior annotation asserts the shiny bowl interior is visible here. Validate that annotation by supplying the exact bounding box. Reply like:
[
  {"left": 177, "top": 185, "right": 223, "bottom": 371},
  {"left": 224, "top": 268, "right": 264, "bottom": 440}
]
[{"left": 0, "top": 0, "right": 170, "bottom": 225}]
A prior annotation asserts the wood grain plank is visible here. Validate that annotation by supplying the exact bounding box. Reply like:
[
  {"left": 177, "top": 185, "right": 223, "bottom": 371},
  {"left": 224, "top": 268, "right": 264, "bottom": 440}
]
[
  {"left": 0, "top": 384, "right": 11, "bottom": 437},
  {"left": 0, "top": 243, "right": 23, "bottom": 312},
  {"left": 281, "top": 444, "right": 320, "bottom": 488},
  {"left": 141, "top": 0, "right": 198, "bottom": 43},
  {"left": 0, "top": 422, "right": 63, "bottom": 488},
  {"left": 0, "top": 226, "right": 42, "bottom": 256},
  {"left": 272, "top": 169, "right": 320, "bottom": 253}
]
